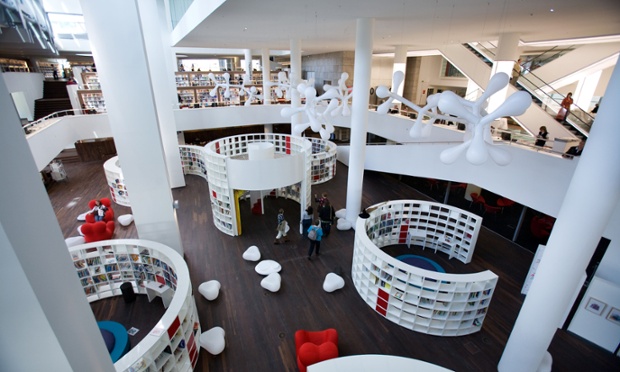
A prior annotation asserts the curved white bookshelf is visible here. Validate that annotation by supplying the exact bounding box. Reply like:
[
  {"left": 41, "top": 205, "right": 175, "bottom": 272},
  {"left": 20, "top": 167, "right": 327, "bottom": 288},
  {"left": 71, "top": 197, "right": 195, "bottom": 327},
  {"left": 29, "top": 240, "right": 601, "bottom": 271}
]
[
  {"left": 104, "top": 156, "right": 130, "bottom": 207},
  {"left": 69, "top": 239, "right": 200, "bottom": 371},
  {"left": 353, "top": 200, "right": 498, "bottom": 336}
]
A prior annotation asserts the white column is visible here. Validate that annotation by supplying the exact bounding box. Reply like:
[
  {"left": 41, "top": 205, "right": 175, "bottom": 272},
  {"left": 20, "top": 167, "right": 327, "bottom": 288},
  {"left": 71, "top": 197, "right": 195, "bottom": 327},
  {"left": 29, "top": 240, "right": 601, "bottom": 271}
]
[
  {"left": 138, "top": 0, "right": 185, "bottom": 189},
  {"left": 345, "top": 18, "right": 374, "bottom": 224},
  {"left": 574, "top": 70, "right": 602, "bottom": 111},
  {"left": 392, "top": 45, "right": 407, "bottom": 98},
  {"left": 488, "top": 33, "right": 520, "bottom": 112},
  {"left": 499, "top": 62, "right": 620, "bottom": 371},
  {"left": 81, "top": 0, "right": 183, "bottom": 254},
  {"left": 244, "top": 48, "right": 252, "bottom": 82},
  {"left": 261, "top": 49, "right": 273, "bottom": 134},
  {"left": 0, "top": 74, "right": 113, "bottom": 371},
  {"left": 290, "top": 39, "right": 302, "bottom": 133}
]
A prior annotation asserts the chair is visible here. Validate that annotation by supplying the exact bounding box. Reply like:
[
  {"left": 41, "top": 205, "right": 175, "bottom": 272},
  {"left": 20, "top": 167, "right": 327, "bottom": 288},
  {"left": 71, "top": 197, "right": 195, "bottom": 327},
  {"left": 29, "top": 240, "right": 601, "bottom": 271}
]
[
  {"left": 497, "top": 198, "right": 515, "bottom": 213},
  {"left": 323, "top": 273, "right": 345, "bottom": 293},
  {"left": 483, "top": 203, "right": 502, "bottom": 217},
  {"left": 295, "top": 329, "right": 338, "bottom": 372},
  {"left": 198, "top": 280, "right": 221, "bottom": 301},
  {"left": 260, "top": 273, "right": 281, "bottom": 292},
  {"left": 470, "top": 193, "right": 485, "bottom": 211},
  {"left": 200, "top": 326, "right": 226, "bottom": 355},
  {"left": 242, "top": 245, "right": 261, "bottom": 261},
  {"left": 81, "top": 221, "right": 115, "bottom": 243}
]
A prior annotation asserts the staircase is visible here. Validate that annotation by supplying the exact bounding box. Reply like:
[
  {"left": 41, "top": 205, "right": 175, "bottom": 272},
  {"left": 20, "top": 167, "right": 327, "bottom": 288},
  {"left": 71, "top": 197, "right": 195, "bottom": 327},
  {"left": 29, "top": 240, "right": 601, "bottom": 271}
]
[{"left": 34, "top": 80, "right": 73, "bottom": 120}]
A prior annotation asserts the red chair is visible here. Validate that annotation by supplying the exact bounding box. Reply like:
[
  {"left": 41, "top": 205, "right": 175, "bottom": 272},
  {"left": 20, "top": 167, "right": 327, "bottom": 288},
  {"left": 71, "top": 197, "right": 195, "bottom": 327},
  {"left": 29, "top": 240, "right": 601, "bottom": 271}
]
[
  {"left": 497, "top": 197, "right": 515, "bottom": 213},
  {"left": 469, "top": 193, "right": 485, "bottom": 211},
  {"left": 81, "top": 221, "right": 115, "bottom": 243},
  {"left": 530, "top": 215, "right": 554, "bottom": 240},
  {"left": 295, "top": 329, "right": 338, "bottom": 372},
  {"left": 85, "top": 197, "right": 115, "bottom": 223},
  {"left": 483, "top": 203, "right": 502, "bottom": 217}
]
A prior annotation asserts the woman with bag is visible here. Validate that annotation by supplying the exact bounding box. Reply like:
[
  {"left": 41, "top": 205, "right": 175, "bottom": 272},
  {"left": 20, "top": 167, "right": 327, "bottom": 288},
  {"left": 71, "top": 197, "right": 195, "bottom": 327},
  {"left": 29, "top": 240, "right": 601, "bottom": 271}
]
[
  {"left": 556, "top": 92, "right": 573, "bottom": 122},
  {"left": 306, "top": 220, "right": 323, "bottom": 260}
]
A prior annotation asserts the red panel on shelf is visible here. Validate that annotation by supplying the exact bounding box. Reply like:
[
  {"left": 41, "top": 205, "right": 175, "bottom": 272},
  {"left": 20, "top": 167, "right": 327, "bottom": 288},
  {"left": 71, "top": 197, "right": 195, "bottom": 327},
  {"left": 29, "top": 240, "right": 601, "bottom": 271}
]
[
  {"left": 377, "top": 288, "right": 389, "bottom": 301},
  {"left": 212, "top": 190, "right": 217, "bottom": 198},
  {"left": 187, "top": 332, "right": 196, "bottom": 354},
  {"left": 376, "top": 297, "right": 388, "bottom": 310},
  {"left": 167, "top": 316, "right": 181, "bottom": 339},
  {"left": 286, "top": 136, "right": 291, "bottom": 154},
  {"left": 215, "top": 141, "right": 220, "bottom": 154},
  {"left": 375, "top": 303, "right": 387, "bottom": 316},
  {"left": 399, "top": 224, "right": 408, "bottom": 244}
]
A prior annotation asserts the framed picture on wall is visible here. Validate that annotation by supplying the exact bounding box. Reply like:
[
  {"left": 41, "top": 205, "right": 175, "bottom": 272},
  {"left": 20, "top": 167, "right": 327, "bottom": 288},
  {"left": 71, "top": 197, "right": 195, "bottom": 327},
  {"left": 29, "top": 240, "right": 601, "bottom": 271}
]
[
  {"left": 606, "top": 307, "right": 620, "bottom": 326},
  {"left": 585, "top": 297, "right": 607, "bottom": 316}
]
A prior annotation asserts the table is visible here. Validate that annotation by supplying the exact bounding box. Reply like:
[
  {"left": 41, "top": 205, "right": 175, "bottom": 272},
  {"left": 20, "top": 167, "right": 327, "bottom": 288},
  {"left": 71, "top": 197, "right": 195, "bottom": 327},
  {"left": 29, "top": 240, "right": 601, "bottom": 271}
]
[
  {"left": 145, "top": 281, "right": 173, "bottom": 308},
  {"left": 308, "top": 354, "right": 453, "bottom": 372}
]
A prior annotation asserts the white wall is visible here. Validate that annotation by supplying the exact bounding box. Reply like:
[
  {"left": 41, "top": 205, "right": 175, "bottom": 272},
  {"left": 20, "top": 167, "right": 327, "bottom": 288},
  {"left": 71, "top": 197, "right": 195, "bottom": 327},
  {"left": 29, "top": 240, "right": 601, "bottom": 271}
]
[
  {"left": 370, "top": 56, "right": 394, "bottom": 89},
  {"left": 1, "top": 72, "right": 44, "bottom": 120}
]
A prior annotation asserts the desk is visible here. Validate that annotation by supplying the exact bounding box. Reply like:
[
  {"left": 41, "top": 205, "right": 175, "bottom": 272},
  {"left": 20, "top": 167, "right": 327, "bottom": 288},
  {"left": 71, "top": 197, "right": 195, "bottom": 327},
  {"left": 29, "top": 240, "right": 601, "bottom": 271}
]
[
  {"left": 308, "top": 354, "right": 453, "bottom": 372},
  {"left": 145, "top": 281, "right": 173, "bottom": 308}
]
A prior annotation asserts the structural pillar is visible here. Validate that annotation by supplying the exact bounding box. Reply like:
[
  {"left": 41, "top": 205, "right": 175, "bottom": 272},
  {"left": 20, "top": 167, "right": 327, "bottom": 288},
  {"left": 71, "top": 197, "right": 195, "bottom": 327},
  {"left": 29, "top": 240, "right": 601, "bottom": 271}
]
[
  {"left": 138, "top": 0, "right": 185, "bottom": 189},
  {"left": 81, "top": 0, "right": 184, "bottom": 254},
  {"left": 488, "top": 33, "right": 520, "bottom": 112},
  {"left": 499, "top": 62, "right": 620, "bottom": 371},
  {"left": 244, "top": 48, "right": 252, "bottom": 82},
  {"left": 290, "top": 39, "right": 302, "bottom": 132},
  {"left": 345, "top": 18, "right": 374, "bottom": 225},
  {"left": 574, "top": 70, "right": 602, "bottom": 112},
  {"left": 392, "top": 45, "right": 407, "bottom": 98},
  {"left": 0, "top": 73, "right": 113, "bottom": 371},
  {"left": 261, "top": 48, "right": 273, "bottom": 134}
]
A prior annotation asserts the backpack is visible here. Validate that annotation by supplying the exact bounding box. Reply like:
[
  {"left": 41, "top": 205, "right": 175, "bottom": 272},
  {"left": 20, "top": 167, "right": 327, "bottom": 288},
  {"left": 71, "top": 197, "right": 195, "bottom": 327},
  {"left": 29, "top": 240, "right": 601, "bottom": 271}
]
[{"left": 308, "top": 228, "right": 317, "bottom": 241}]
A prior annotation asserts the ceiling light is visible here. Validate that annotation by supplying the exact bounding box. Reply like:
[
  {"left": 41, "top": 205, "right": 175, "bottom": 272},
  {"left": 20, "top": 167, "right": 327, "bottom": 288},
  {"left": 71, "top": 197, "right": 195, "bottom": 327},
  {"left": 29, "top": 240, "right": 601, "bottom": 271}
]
[{"left": 550, "top": 9, "right": 554, "bottom": 12}]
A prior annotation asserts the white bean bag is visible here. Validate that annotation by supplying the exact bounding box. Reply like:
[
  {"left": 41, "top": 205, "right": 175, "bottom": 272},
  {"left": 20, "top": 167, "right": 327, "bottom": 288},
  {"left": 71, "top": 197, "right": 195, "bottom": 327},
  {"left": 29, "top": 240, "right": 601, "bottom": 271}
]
[
  {"left": 65, "top": 236, "right": 86, "bottom": 247},
  {"left": 200, "top": 326, "right": 226, "bottom": 355},
  {"left": 261, "top": 273, "right": 281, "bottom": 292},
  {"left": 77, "top": 225, "right": 84, "bottom": 236},
  {"left": 118, "top": 214, "right": 134, "bottom": 227},
  {"left": 335, "top": 208, "right": 346, "bottom": 219},
  {"left": 323, "top": 272, "right": 345, "bottom": 293},
  {"left": 243, "top": 245, "right": 261, "bottom": 261},
  {"left": 198, "top": 280, "right": 221, "bottom": 301},
  {"left": 337, "top": 218, "right": 353, "bottom": 231},
  {"left": 77, "top": 212, "right": 88, "bottom": 221},
  {"left": 255, "top": 260, "right": 281, "bottom": 275}
]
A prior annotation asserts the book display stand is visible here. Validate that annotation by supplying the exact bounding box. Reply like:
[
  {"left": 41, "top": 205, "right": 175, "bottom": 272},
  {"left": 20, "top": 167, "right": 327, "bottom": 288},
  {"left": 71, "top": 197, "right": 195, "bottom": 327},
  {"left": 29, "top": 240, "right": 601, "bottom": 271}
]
[
  {"left": 352, "top": 200, "right": 498, "bottom": 336},
  {"left": 69, "top": 239, "right": 200, "bottom": 371}
]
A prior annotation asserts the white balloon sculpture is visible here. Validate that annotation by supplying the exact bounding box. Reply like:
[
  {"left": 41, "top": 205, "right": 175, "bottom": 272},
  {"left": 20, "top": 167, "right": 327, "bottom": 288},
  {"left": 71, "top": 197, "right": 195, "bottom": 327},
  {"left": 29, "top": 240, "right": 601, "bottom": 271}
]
[
  {"left": 207, "top": 72, "right": 261, "bottom": 107},
  {"left": 376, "top": 71, "right": 532, "bottom": 166},
  {"left": 280, "top": 72, "right": 353, "bottom": 141}
]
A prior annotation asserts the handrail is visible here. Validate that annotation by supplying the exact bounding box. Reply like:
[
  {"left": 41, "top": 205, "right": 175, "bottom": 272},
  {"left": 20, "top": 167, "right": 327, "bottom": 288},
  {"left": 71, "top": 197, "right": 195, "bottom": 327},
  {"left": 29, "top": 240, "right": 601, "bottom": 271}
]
[{"left": 24, "top": 108, "right": 105, "bottom": 133}]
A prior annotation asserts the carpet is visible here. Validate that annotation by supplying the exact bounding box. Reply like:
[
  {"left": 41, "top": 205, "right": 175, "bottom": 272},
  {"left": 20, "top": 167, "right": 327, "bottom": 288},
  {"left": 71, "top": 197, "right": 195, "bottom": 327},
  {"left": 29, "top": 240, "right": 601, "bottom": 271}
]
[{"left": 396, "top": 254, "right": 445, "bottom": 273}]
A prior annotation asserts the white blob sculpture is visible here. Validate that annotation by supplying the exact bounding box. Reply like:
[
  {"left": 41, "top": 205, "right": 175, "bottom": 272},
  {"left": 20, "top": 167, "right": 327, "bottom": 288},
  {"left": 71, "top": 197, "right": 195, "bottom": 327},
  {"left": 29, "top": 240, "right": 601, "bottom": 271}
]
[
  {"left": 376, "top": 72, "right": 532, "bottom": 166},
  {"left": 198, "top": 280, "right": 221, "bottom": 301},
  {"left": 207, "top": 72, "right": 260, "bottom": 106},
  {"left": 280, "top": 72, "right": 352, "bottom": 141}
]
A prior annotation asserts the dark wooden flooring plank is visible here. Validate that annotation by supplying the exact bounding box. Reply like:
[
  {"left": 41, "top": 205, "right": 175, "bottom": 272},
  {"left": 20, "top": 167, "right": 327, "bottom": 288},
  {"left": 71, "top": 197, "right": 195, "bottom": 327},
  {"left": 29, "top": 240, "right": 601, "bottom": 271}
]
[{"left": 48, "top": 159, "right": 620, "bottom": 372}]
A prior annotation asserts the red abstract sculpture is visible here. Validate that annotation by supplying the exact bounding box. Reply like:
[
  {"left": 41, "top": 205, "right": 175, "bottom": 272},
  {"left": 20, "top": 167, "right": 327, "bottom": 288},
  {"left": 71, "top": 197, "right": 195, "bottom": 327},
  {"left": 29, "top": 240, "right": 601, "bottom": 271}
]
[{"left": 81, "top": 221, "right": 115, "bottom": 243}]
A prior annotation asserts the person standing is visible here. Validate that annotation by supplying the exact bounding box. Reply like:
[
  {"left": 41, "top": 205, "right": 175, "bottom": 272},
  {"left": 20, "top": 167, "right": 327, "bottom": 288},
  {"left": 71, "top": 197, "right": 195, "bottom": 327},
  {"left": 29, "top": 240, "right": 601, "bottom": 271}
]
[
  {"left": 315, "top": 192, "right": 329, "bottom": 208},
  {"left": 535, "top": 126, "right": 548, "bottom": 147},
  {"left": 301, "top": 206, "right": 313, "bottom": 239},
  {"left": 558, "top": 92, "right": 573, "bottom": 122},
  {"left": 318, "top": 199, "right": 334, "bottom": 237},
  {"left": 307, "top": 219, "right": 323, "bottom": 260},
  {"left": 52, "top": 64, "right": 59, "bottom": 80}
]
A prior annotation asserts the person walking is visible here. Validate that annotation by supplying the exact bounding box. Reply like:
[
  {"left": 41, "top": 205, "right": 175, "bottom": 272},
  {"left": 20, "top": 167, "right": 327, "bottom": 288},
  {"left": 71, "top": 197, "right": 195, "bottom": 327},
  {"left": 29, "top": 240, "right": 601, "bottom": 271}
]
[
  {"left": 301, "top": 206, "right": 313, "bottom": 239},
  {"left": 559, "top": 92, "right": 573, "bottom": 122},
  {"left": 274, "top": 208, "right": 289, "bottom": 244},
  {"left": 510, "top": 58, "right": 521, "bottom": 86},
  {"left": 307, "top": 219, "right": 323, "bottom": 260}
]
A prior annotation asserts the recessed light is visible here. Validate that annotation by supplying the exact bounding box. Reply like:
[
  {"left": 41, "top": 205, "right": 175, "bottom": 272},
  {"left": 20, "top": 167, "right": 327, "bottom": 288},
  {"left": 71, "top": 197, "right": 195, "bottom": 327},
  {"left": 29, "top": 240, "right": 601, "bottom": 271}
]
[{"left": 550, "top": 8, "right": 554, "bottom": 12}]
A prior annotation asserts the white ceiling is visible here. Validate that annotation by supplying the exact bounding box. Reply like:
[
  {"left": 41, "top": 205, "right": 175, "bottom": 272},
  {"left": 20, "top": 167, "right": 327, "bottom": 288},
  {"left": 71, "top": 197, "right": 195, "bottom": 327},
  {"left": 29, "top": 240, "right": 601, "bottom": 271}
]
[
  {"left": 176, "top": 0, "right": 620, "bottom": 55},
  {"left": 7, "top": 0, "right": 620, "bottom": 59}
]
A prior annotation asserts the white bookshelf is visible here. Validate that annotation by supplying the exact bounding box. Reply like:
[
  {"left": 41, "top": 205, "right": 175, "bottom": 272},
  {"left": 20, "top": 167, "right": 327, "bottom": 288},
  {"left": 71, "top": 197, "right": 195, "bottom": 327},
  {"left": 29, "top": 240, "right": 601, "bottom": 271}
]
[
  {"left": 353, "top": 200, "right": 497, "bottom": 336},
  {"left": 104, "top": 156, "right": 131, "bottom": 207},
  {"left": 309, "top": 138, "right": 338, "bottom": 185},
  {"left": 69, "top": 239, "right": 200, "bottom": 371},
  {"left": 179, "top": 145, "right": 208, "bottom": 179},
  {"left": 366, "top": 200, "right": 481, "bottom": 264}
]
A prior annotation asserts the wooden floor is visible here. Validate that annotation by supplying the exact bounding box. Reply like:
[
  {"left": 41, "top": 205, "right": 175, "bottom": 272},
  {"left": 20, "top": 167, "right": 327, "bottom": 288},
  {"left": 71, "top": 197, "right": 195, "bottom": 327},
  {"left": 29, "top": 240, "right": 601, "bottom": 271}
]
[{"left": 49, "top": 159, "right": 620, "bottom": 372}]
